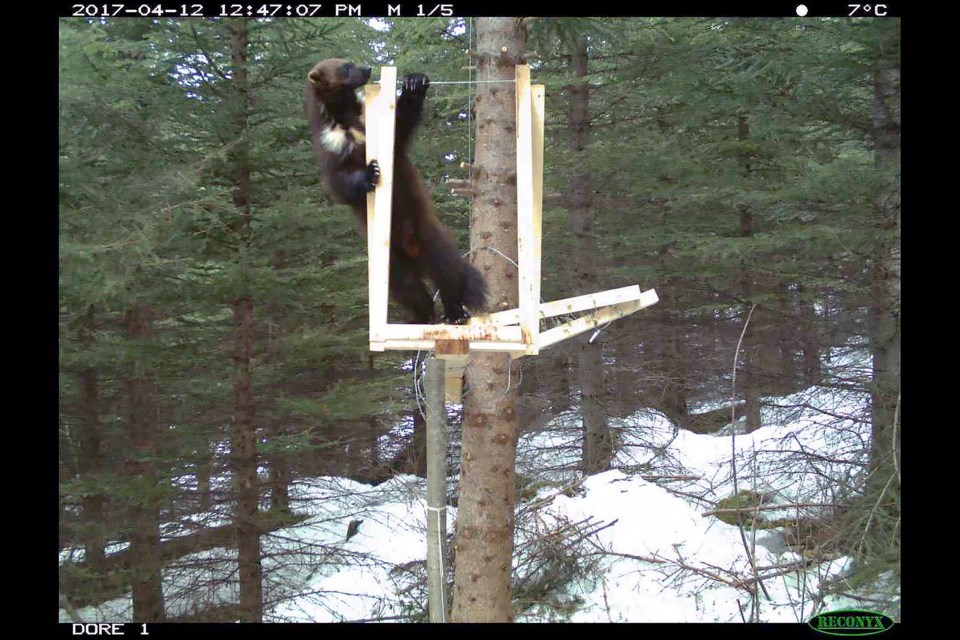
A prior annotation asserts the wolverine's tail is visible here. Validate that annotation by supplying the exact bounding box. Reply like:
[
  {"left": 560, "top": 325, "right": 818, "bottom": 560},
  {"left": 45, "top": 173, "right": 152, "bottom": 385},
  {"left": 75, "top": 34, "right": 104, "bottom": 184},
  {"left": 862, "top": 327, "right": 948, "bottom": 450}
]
[
  {"left": 420, "top": 223, "right": 487, "bottom": 324},
  {"left": 457, "top": 260, "right": 487, "bottom": 315},
  {"left": 435, "top": 257, "right": 486, "bottom": 324}
]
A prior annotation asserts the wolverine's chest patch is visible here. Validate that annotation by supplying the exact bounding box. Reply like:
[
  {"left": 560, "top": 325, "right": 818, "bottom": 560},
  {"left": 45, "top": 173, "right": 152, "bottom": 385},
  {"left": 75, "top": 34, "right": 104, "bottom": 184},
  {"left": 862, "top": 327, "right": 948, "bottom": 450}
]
[{"left": 318, "top": 124, "right": 366, "bottom": 155}]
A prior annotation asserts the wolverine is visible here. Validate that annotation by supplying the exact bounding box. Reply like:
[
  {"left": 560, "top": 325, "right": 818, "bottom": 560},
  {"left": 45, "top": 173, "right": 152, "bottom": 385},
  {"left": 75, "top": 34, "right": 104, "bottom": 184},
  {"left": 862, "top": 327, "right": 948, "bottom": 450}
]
[{"left": 305, "top": 59, "right": 486, "bottom": 324}]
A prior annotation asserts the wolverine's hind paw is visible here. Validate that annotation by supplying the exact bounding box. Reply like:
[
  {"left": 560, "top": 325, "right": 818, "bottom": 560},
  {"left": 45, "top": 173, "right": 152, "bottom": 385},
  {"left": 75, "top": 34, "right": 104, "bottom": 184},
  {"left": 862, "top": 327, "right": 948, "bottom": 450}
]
[{"left": 441, "top": 306, "right": 470, "bottom": 325}]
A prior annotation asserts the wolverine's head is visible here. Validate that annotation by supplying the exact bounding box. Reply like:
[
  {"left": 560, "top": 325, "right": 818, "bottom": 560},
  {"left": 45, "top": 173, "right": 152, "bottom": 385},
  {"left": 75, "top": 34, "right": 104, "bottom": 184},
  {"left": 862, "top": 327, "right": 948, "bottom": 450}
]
[
  {"left": 306, "top": 59, "right": 371, "bottom": 153},
  {"left": 308, "top": 59, "right": 372, "bottom": 96},
  {"left": 307, "top": 58, "right": 371, "bottom": 130}
]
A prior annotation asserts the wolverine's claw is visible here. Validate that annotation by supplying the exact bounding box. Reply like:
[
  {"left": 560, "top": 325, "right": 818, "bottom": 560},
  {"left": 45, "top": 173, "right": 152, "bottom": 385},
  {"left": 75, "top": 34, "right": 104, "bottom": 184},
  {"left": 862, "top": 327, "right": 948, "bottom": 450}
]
[
  {"left": 365, "top": 160, "right": 381, "bottom": 192},
  {"left": 401, "top": 73, "right": 430, "bottom": 95}
]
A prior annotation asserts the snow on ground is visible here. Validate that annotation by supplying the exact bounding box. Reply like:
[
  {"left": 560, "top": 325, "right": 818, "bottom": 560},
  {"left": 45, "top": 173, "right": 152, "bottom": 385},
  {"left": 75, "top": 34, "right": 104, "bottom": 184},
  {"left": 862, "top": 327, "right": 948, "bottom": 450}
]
[
  {"left": 61, "top": 377, "right": 876, "bottom": 623},
  {"left": 517, "top": 469, "right": 853, "bottom": 622},
  {"left": 266, "top": 475, "right": 449, "bottom": 622},
  {"left": 509, "top": 379, "right": 872, "bottom": 622}
]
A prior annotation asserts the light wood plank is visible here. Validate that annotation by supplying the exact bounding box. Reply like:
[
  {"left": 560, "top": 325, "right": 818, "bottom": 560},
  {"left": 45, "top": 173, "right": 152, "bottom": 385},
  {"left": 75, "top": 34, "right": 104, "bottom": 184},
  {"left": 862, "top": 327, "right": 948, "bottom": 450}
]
[
  {"left": 529, "top": 83, "right": 545, "bottom": 355},
  {"left": 366, "top": 67, "right": 397, "bottom": 344},
  {"left": 440, "top": 354, "right": 469, "bottom": 403},
  {"left": 474, "top": 285, "right": 644, "bottom": 325},
  {"left": 382, "top": 323, "right": 523, "bottom": 343},
  {"left": 515, "top": 64, "right": 538, "bottom": 351},
  {"left": 379, "top": 340, "right": 528, "bottom": 355},
  {"left": 536, "top": 290, "right": 660, "bottom": 350}
]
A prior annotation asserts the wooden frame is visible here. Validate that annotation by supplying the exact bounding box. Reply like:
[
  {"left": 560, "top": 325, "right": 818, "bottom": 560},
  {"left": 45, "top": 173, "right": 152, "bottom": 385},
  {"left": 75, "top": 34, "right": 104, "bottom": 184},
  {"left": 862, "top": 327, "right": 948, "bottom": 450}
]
[{"left": 364, "top": 65, "right": 658, "bottom": 360}]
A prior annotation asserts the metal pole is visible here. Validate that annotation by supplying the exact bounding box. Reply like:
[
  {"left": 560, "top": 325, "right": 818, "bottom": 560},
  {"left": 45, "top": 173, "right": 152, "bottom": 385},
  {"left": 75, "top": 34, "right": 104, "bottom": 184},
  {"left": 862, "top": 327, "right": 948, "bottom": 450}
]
[{"left": 425, "top": 357, "right": 448, "bottom": 622}]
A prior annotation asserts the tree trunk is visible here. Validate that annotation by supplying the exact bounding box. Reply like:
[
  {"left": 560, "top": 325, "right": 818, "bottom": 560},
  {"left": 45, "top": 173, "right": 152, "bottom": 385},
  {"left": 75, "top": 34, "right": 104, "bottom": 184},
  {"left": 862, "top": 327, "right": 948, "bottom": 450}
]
[
  {"left": 268, "top": 464, "right": 291, "bottom": 515},
  {"left": 868, "top": 62, "right": 900, "bottom": 483},
  {"left": 125, "top": 303, "right": 166, "bottom": 622},
  {"left": 519, "top": 349, "right": 571, "bottom": 418},
  {"left": 662, "top": 324, "right": 690, "bottom": 424},
  {"left": 233, "top": 293, "right": 262, "bottom": 623},
  {"left": 609, "top": 333, "right": 640, "bottom": 420},
  {"left": 228, "top": 19, "right": 263, "bottom": 623},
  {"left": 390, "top": 409, "right": 427, "bottom": 477},
  {"left": 775, "top": 283, "right": 799, "bottom": 389},
  {"left": 567, "top": 35, "right": 613, "bottom": 475},
  {"left": 736, "top": 114, "right": 754, "bottom": 238},
  {"left": 739, "top": 306, "right": 762, "bottom": 434},
  {"left": 266, "top": 247, "right": 291, "bottom": 515},
  {"left": 797, "top": 286, "right": 823, "bottom": 386},
  {"left": 77, "top": 305, "right": 107, "bottom": 579},
  {"left": 451, "top": 17, "right": 526, "bottom": 623},
  {"left": 736, "top": 113, "right": 761, "bottom": 432},
  {"left": 196, "top": 448, "right": 213, "bottom": 512}
]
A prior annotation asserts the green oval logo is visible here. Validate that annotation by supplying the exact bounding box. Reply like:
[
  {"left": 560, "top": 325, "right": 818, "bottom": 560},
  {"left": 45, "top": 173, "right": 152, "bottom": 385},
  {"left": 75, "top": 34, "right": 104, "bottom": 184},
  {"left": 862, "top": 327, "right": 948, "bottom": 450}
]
[{"left": 808, "top": 609, "right": 895, "bottom": 636}]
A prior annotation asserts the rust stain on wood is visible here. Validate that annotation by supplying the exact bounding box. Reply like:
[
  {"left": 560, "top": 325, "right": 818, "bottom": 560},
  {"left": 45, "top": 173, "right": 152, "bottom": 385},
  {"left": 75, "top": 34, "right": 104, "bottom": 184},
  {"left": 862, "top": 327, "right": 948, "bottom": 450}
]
[{"left": 435, "top": 339, "right": 470, "bottom": 356}]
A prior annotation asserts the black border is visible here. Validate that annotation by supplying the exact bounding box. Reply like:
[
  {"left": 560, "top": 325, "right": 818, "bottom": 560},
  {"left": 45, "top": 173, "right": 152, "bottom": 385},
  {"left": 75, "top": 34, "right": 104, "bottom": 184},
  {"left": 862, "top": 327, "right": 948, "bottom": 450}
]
[
  {"left": 51, "top": 4, "right": 907, "bottom": 633},
  {"left": 55, "top": 2, "right": 902, "bottom": 18}
]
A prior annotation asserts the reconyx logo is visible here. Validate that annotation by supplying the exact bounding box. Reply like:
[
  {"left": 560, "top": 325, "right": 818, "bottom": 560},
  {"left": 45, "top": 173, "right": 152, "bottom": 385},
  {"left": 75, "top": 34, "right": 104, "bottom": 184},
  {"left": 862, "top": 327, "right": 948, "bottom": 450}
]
[{"left": 808, "top": 609, "right": 895, "bottom": 636}]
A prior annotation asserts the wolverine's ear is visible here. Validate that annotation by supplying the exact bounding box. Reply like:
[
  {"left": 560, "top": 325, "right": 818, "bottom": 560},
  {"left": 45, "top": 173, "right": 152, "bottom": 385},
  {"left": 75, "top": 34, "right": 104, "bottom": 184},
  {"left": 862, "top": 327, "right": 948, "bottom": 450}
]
[{"left": 308, "top": 68, "right": 326, "bottom": 86}]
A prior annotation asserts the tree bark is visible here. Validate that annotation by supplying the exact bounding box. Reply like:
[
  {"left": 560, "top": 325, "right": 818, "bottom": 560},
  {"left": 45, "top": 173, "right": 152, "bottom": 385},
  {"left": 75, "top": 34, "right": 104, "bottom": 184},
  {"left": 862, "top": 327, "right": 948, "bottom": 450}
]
[
  {"left": 662, "top": 324, "right": 690, "bottom": 425},
  {"left": 266, "top": 248, "right": 292, "bottom": 516},
  {"left": 567, "top": 35, "right": 613, "bottom": 475},
  {"left": 736, "top": 114, "right": 754, "bottom": 238},
  {"left": 609, "top": 333, "right": 640, "bottom": 420},
  {"left": 451, "top": 17, "right": 526, "bottom": 623},
  {"left": 77, "top": 305, "right": 107, "bottom": 579},
  {"left": 797, "top": 286, "right": 823, "bottom": 386},
  {"left": 868, "top": 61, "right": 900, "bottom": 483},
  {"left": 736, "top": 112, "right": 761, "bottom": 432},
  {"left": 739, "top": 304, "right": 762, "bottom": 434},
  {"left": 228, "top": 19, "right": 263, "bottom": 623},
  {"left": 125, "top": 303, "right": 166, "bottom": 622},
  {"left": 196, "top": 448, "right": 213, "bottom": 512}
]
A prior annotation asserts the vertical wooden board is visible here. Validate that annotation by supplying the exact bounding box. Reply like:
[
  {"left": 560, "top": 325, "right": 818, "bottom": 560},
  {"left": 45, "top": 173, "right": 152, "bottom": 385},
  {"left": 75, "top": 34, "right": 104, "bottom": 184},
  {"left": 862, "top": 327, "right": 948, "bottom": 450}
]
[
  {"left": 527, "top": 85, "right": 545, "bottom": 355},
  {"left": 440, "top": 353, "right": 469, "bottom": 403},
  {"left": 444, "top": 376, "right": 464, "bottom": 404},
  {"left": 366, "top": 67, "right": 397, "bottom": 345},
  {"left": 515, "top": 65, "right": 538, "bottom": 351},
  {"left": 364, "top": 83, "right": 384, "bottom": 351}
]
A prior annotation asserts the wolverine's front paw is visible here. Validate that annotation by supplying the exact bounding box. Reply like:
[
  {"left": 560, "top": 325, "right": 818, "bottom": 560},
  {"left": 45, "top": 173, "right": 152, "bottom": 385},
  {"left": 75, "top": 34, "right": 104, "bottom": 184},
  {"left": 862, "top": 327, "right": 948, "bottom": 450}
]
[
  {"left": 364, "top": 160, "right": 381, "bottom": 192},
  {"left": 401, "top": 73, "right": 430, "bottom": 96}
]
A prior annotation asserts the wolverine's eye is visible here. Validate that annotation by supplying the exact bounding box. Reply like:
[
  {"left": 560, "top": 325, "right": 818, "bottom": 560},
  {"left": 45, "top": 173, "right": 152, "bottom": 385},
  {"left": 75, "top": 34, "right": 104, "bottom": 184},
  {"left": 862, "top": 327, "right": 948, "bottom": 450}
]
[{"left": 339, "top": 63, "right": 355, "bottom": 79}]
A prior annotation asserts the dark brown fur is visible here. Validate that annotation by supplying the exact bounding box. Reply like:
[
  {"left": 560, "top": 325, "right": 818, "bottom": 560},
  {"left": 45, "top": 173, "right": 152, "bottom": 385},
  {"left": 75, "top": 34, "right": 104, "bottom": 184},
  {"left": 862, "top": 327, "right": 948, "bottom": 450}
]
[{"left": 306, "top": 59, "right": 486, "bottom": 324}]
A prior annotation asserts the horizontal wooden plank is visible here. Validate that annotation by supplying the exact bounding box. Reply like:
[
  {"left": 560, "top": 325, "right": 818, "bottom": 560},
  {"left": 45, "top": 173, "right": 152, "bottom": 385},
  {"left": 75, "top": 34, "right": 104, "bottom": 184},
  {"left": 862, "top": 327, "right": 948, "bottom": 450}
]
[
  {"left": 378, "top": 339, "right": 528, "bottom": 355},
  {"left": 536, "top": 289, "right": 659, "bottom": 350},
  {"left": 474, "top": 285, "right": 644, "bottom": 325},
  {"left": 382, "top": 323, "right": 523, "bottom": 343},
  {"left": 372, "top": 289, "right": 657, "bottom": 354}
]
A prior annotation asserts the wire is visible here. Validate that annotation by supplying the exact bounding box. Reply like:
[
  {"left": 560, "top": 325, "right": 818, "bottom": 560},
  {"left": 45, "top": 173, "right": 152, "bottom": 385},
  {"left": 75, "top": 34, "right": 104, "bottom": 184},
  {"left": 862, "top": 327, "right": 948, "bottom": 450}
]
[
  {"left": 380, "top": 78, "right": 515, "bottom": 86},
  {"left": 467, "top": 17, "right": 473, "bottom": 167},
  {"left": 430, "top": 79, "right": 516, "bottom": 85}
]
